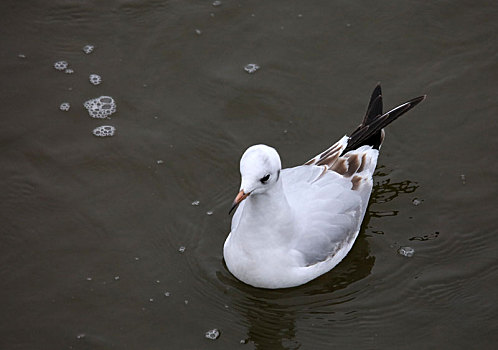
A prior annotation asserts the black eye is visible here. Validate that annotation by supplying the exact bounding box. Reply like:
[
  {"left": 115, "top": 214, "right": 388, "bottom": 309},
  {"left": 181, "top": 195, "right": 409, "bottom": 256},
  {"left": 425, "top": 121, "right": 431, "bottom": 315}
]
[{"left": 260, "top": 174, "right": 270, "bottom": 184}]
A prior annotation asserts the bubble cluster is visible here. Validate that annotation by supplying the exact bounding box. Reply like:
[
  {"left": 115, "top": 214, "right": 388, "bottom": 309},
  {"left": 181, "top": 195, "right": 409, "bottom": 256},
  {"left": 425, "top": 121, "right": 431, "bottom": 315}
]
[
  {"left": 191, "top": 200, "right": 200, "bottom": 206},
  {"left": 412, "top": 198, "right": 422, "bottom": 206},
  {"left": 398, "top": 246, "right": 415, "bottom": 258},
  {"left": 54, "top": 60, "right": 68, "bottom": 71},
  {"left": 205, "top": 329, "right": 220, "bottom": 340},
  {"left": 89, "top": 74, "right": 102, "bottom": 85},
  {"left": 54, "top": 46, "right": 124, "bottom": 139},
  {"left": 82, "top": 44, "right": 95, "bottom": 54},
  {"left": 92, "top": 125, "right": 116, "bottom": 137},
  {"left": 84, "top": 96, "right": 116, "bottom": 118},
  {"left": 244, "top": 63, "right": 260, "bottom": 74},
  {"left": 59, "top": 102, "right": 70, "bottom": 111}
]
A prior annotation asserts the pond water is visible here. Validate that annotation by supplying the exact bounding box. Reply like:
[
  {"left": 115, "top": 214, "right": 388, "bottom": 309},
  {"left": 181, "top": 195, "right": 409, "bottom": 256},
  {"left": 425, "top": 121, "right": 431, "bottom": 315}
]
[{"left": 1, "top": 1, "right": 497, "bottom": 349}]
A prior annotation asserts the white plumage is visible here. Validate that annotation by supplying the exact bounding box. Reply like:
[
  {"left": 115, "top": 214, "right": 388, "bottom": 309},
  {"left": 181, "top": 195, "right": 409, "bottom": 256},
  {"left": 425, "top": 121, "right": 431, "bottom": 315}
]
[{"left": 224, "top": 85, "right": 425, "bottom": 288}]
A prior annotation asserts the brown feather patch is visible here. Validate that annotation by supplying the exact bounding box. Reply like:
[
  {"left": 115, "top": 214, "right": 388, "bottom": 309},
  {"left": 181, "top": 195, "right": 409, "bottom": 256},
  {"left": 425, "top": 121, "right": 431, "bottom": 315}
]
[
  {"left": 317, "top": 152, "right": 340, "bottom": 167},
  {"left": 330, "top": 158, "right": 348, "bottom": 175},
  {"left": 344, "top": 154, "right": 361, "bottom": 177},
  {"left": 316, "top": 145, "right": 341, "bottom": 166},
  {"left": 352, "top": 175, "right": 363, "bottom": 190},
  {"left": 357, "top": 153, "right": 367, "bottom": 173}
]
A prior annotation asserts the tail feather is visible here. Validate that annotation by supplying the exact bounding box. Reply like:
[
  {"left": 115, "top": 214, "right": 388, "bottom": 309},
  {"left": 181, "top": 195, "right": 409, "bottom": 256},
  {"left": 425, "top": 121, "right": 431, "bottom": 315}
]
[
  {"left": 341, "top": 84, "right": 425, "bottom": 155},
  {"left": 363, "top": 83, "right": 383, "bottom": 125}
]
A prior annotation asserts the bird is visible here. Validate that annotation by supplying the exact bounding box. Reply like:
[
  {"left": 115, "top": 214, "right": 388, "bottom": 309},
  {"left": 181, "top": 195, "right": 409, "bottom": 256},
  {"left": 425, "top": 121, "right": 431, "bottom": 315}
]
[{"left": 224, "top": 84, "right": 425, "bottom": 289}]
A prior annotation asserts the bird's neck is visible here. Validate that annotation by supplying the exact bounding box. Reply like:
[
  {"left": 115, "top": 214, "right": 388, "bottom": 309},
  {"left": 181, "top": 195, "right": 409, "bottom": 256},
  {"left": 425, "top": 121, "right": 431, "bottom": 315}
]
[{"left": 236, "top": 180, "right": 295, "bottom": 243}]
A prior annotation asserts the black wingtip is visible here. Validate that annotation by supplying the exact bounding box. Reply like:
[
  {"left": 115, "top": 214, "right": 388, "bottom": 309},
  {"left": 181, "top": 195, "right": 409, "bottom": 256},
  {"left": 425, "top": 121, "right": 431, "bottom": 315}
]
[
  {"left": 341, "top": 89, "right": 426, "bottom": 155},
  {"left": 363, "top": 84, "right": 383, "bottom": 126},
  {"left": 405, "top": 95, "right": 427, "bottom": 109}
]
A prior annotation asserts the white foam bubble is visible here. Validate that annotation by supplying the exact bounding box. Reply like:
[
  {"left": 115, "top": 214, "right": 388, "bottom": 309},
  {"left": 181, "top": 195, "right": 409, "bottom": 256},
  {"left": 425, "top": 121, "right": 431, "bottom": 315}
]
[
  {"left": 244, "top": 63, "right": 260, "bottom": 74},
  {"left": 89, "top": 74, "right": 102, "bottom": 85},
  {"left": 205, "top": 329, "right": 220, "bottom": 340},
  {"left": 59, "top": 102, "right": 70, "bottom": 111},
  {"left": 64, "top": 68, "right": 74, "bottom": 74},
  {"left": 84, "top": 96, "right": 116, "bottom": 118},
  {"left": 92, "top": 125, "right": 116, "bottom": 137},
  {"left": 178, "top": 246, "right": 186, "bottom": 253},
  {"left": 54, "top": 60, "right": 68, "bottom": 71},
  {"left": 398, "top": 246, "right": 415, "bottom": 257},
  {"left": 212, "top": 1, "right": 222, "bottom": 7},
  {"left": 83, "top": 44, "right": 95, "bottom": 54}
]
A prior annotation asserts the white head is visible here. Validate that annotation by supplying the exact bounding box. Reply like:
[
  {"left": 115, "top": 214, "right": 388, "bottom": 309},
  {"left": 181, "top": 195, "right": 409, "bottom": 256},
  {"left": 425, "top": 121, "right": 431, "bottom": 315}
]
[{"left": 229, "top": 144, "right": 282, "bottom": 214}]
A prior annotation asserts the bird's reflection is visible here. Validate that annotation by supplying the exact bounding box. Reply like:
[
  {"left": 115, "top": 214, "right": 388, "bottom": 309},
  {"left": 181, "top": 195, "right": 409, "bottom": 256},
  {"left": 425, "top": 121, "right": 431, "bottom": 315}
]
[
  {"left": 369, "top": 165, "right": 418, "bottom": 218},
  {"left": 221, "top": 217, "right": 373, "bottom": 349},
  {"left": 219, "top": 166, "right": 418, "bottom": 349}
]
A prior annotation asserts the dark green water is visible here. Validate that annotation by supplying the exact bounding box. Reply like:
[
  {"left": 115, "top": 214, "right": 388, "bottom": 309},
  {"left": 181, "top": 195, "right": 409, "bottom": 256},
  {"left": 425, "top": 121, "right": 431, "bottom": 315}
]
[{"left": 1, "top": 1, "right": 497, "bottom": 349}]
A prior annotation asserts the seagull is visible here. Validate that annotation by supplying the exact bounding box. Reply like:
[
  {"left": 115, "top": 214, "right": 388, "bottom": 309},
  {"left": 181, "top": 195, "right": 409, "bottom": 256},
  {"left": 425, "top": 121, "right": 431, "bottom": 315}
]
[{"left": 224, "top": 84, "right": 425, "bottom": 289}]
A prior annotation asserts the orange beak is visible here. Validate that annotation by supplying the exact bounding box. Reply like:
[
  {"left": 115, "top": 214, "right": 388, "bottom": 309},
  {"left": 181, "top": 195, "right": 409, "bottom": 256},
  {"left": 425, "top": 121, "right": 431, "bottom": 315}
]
[{"left": 229, "top": 190, "right": 250, "bottom": 215}]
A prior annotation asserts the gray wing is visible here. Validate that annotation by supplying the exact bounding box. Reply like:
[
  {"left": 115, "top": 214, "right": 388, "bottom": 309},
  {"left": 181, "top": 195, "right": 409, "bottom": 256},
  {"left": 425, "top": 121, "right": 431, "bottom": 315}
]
[{"left": 282, "top": 146, "right": 378, "bottom": 266}]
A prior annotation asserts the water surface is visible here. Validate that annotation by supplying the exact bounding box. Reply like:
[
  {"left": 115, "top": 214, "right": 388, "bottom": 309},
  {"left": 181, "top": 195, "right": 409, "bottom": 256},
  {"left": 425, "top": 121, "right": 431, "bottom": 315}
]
[{"left": 1, "top": 1, "right": 497, "bottom": 349}]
